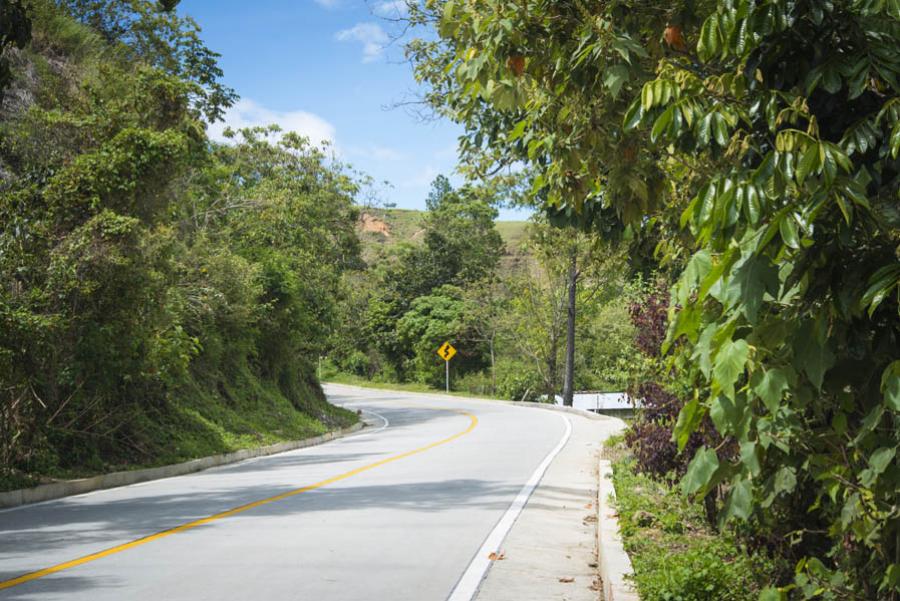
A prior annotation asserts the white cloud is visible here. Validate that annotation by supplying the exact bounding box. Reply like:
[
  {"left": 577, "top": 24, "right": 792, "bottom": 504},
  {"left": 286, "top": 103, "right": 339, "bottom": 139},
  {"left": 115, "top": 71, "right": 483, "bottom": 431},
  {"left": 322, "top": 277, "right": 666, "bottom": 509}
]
[
  {"left": 335, "top": 22, "right": 389, "bottom": 63},
  {"left": 374, "top": 0, "right": 409, "bottom": 16},
  {"left": 207, "top": 99, "right": 336, "bottom": 148},
  {"left": 313, "top": 0, "right": 340, "bottom": 8}
]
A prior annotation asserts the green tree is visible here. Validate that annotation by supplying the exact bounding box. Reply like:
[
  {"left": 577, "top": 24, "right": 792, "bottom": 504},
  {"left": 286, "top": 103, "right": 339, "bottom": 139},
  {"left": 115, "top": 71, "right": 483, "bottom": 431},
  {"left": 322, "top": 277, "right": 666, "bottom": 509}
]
[
  {"left": 410, "top": 1, "right": 899, "bottom": 597},
  {"left": 0, "top": 1, "right": 359, "bottom": 483},
  {"left": 364, "top": 176, "right": 504, "bottom": 378},
  {"left": 396, "top": 285, "right": 486, "bottom": 387},
  {"left": 60, "top": 0, "right": 236, "bottom": 121},
  {"left": 0, "top": 0, "right": 31, "bottom": 103}
]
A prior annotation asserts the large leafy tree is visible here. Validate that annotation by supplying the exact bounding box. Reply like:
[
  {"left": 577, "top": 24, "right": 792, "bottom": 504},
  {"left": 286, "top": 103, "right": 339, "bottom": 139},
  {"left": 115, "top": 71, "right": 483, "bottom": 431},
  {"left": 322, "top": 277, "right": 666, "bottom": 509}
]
[
  {"left": 60, "top": 0, "right": 236, "bottom": 121},
  {"left": 0, "top": 0, "right": 31, "bottom": 103},
  {"left": 410, "top": 0, "right": 899, "bottom": 597},
  {"left": 1, "top": 1, "right": 359, "bottom": 480},
  {"left": 365, "top": 175, "right": 503, "bottom": 377}
]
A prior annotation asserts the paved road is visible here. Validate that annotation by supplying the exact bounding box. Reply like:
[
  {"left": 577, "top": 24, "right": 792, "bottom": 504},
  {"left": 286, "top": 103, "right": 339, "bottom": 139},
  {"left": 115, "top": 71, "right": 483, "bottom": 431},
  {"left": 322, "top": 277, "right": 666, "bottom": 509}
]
[{"left": 0, "top": 385, "right": 574, "bottom": 600}]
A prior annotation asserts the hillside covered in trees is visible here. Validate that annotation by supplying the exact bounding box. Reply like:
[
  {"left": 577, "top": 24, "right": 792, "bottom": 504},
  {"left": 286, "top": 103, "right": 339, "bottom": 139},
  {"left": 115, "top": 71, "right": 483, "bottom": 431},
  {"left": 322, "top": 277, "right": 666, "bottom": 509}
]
[
  {"left": 326, "top": 173, "right": 645, "bottom": 401},
  {"left": 0, "top": 0, "right": 360, "bottom": 489}
]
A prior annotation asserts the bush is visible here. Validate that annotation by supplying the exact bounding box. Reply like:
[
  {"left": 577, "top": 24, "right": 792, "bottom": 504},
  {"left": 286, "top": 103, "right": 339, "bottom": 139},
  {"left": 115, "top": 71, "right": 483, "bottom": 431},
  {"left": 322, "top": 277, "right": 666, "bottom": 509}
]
[
  {"left": 455, "top": 370, "right": 492, "bottom": 396},
  {"left": 611, "top": 449, "right": 780, "bottom": 601},
  {"left": 638, "top": 546, "right": 752, "bottom": 601},
  {"left": 494, "top": 358, "right": 542, "bottom": 401}
]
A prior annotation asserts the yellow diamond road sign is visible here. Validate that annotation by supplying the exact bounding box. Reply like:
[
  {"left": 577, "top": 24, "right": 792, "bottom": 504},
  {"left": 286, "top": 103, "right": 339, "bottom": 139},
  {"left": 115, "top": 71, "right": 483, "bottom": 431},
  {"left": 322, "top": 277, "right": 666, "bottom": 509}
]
[{"left": 437, "top": 341, "right": 457, "bottom": 361}]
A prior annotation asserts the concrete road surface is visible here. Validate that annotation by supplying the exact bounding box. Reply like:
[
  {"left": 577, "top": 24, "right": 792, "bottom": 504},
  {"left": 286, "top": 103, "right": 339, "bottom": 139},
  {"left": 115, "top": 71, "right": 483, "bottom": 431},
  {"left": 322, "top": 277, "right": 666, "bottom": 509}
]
[{"left": 0, "top": 384, "right": 607, "bottom": 600}]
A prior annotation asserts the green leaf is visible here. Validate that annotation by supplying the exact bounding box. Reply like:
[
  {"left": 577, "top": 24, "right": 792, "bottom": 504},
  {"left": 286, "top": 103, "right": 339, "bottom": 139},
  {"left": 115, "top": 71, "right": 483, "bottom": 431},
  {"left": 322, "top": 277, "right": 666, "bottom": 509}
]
[
  {"left": 752, "top": 367, "right": 789, "bottom": 414},
  {"left": 698, "top": 17, "right": 720, "bottom": 62},
  {"left": 623, "top": 99, "right": 643, "bottom": 130},
  {"left": 677, "top": 249, "right": 712, "bottom": 303},
  {"left": 682, "top": 447, "right": 720, "bottom": 496},
  {"left": 759, "top": 588, "right": 786, "bottom": 601},
  {"left": 796, "top": 142, "right": 820, "bottom": 184},
  {"left": 859, "top": 404, "right": 885, "bottom": 438},
  {"left": 710, "top": 393, "right": 747, "bottom": 436},
  {"left": 725, "top": 478, "right": 752, "bottom": 521},
  {"left": 882, "top": 361, "right": 900, "bottom": 411},
  {"left": 869, "top": 447, "right": 896, "bottom": 477},
  {"left": 740, "top": 441, "right": 761, "bottom": 476},
  {"left": 693, "top": 323, "right": 717, "bottom": 378},
  {"left": 712, "top": 113, "right": 729, "bottom": 147},
  {"left": 862, "top": 264, "right": 900, "bottom": 317},
  {"left": 890, "top": 121, "right": 900, "bottom": 159},
  {"left": 821, "top": 144, "right": 837, "bottom": 184},
  {"left": 697, "top": 114, "right": 712, "bottom": 146},
  {"left": 779, "top": 214, "right": 800, "bottom": 249},
  {"left": 651, "top": 105, "right": 675, "bottom": 144},
  {"left": 774, "top": 466, "right": 797, "bottom": 495},
  {"left": 508, "top": 119, "right": 528, "bottom": 141},
  {"left": 641, "top": 81, "right": 655, "bottom": 110},
  {"left": 673, "top": 396, "right": 704, "bottom": 451},
  {"left": 666, "top": 302, "right": 702, "bottom": 349},
  {"left": 714, "top": 338, "right": 750, "bottom": 399},
  {"left": 792, "top": 321, "right": 835, "bottom": 390},
  {"left": 603, "top": 64, "right": 629, "bottom": 98},
  {"left": 726, "top": 254, "right": 779, "bottom": 323}
]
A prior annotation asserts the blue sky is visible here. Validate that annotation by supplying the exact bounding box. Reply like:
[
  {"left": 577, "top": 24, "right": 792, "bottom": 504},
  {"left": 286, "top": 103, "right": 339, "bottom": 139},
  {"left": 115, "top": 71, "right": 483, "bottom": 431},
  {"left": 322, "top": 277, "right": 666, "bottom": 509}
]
[{"left": 179, "top": 0, "right": 531, "bottom": 220}]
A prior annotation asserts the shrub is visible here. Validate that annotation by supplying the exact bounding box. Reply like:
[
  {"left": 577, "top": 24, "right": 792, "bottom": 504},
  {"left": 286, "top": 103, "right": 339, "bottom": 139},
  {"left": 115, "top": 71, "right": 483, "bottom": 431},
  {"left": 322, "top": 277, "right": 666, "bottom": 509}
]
[
  {"left": 494, "top": 358, "right": 542, "bottom": 401},
  {"left": 611, "top": 451, "right": 779, "bottom": 601}
]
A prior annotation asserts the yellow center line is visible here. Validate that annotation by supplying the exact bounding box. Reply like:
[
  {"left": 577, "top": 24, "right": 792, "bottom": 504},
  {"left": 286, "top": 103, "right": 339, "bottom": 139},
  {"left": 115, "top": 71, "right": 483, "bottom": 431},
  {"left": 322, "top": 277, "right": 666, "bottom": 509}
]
[{"left": 0, "top": 406, "right": 478, "bottom": 591}]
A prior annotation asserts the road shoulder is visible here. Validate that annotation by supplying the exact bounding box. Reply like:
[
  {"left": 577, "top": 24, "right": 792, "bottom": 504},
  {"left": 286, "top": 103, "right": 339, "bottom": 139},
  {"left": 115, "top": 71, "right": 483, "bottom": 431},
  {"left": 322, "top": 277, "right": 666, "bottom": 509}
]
[{"left": 474, "top": 412, "right": 624, "bottom": 601}]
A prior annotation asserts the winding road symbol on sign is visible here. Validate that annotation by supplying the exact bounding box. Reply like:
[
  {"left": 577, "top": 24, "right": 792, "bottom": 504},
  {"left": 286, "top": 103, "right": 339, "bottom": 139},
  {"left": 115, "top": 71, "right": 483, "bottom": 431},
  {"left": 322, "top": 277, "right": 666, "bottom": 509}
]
[{"left": 437, "top": 341, "right": 457, "bottom": 362}]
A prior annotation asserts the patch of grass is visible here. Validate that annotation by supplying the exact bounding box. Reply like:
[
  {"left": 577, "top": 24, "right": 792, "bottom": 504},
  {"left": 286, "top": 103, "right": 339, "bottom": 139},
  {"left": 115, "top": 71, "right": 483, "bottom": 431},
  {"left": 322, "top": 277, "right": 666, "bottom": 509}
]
[
  {"left": 609, "top": 441, "right": 778, "bottom": 601},
  {"left": 1, "top": 365, "right": 357, "bottom": 493},
  {"left": 494, "top": 220, "right": 529, "bottom": 253},
  {"left": 323, "top": 371, "right": 506, "bottom": 401},
  {"left": 357, "top": 207, "right": 529, "bottom": 258}
]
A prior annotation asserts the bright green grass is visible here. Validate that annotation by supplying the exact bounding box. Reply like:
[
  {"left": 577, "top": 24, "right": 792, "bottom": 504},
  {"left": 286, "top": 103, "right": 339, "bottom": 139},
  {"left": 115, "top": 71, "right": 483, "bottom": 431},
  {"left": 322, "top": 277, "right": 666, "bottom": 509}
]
[
  {"left": 323, "top": 371, "right": 507, "bottom": 401},
  {"left": 605, "top": 437, "right": 780, "bottom": 601},
  {"left": 1, "top": 367, "right": 357, "bottom": 492}
]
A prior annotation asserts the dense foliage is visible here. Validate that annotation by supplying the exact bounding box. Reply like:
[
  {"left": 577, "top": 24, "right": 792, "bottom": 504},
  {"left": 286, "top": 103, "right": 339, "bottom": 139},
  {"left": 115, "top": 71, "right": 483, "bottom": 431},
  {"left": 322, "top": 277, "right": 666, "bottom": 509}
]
[
  {"left": 608, "top": 436, "right": 778, "bottom": 601},
  {"left": 0, "top": 0, "right": 357, "bottom": 485},
  {"left": 409, "top": 0, "right": 899, "bottom": 597},
  {"left": 328, "top": 197, "right": 640, "bottom": 399}
]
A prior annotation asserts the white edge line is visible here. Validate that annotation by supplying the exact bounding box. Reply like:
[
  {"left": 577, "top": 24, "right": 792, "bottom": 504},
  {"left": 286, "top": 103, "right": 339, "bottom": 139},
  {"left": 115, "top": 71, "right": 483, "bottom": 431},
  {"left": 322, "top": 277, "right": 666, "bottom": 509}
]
[
  {"left": 339, "top": 407, "right": 390, "bottom": 439},
  {"left": 447, "top": 412, "right": 573, "bottom": 601}
]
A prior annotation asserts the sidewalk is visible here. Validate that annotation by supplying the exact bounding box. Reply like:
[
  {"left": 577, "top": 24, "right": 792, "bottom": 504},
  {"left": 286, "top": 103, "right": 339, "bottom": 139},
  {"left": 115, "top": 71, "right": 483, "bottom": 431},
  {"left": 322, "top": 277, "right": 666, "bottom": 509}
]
[{"left": 475, "top": 411, "right": 624, "bottom": 601}]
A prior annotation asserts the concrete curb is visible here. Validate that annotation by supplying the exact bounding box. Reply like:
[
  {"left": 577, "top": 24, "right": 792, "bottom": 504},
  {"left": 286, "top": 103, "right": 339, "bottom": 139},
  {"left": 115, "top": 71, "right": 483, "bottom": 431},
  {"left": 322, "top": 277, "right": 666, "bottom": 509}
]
[
  {"left": 597, "top": 459, "right": 640, "bottom": 601},
  {"left": 0, "top": 421, "right": 364, "bottom": 510}
]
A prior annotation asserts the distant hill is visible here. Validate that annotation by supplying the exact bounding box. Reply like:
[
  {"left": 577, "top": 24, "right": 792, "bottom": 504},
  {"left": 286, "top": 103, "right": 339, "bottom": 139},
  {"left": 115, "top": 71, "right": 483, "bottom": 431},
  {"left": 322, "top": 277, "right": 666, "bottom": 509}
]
[{"left": 357, "top": 208, "right": 530, "bottom": 263}]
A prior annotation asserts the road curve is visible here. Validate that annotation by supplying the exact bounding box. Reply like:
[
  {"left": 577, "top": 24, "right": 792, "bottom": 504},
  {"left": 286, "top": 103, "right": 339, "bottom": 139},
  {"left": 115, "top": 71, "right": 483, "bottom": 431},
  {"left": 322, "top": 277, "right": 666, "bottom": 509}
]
[{"left": 0, "top": 385, "right": 575, "bottom": 601}]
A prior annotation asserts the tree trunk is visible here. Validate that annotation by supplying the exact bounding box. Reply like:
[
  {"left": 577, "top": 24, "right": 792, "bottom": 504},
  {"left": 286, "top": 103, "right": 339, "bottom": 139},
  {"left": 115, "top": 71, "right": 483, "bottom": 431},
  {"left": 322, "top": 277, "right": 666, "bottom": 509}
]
[
  {"left": 489, "top": 335, "right": 496, "bottom": 395},
  {"left": 562, "top": 251, "right": 577, "bottom": 407},
  {"left": 547, "top": 331, "right": 558, "bottom": 398}
]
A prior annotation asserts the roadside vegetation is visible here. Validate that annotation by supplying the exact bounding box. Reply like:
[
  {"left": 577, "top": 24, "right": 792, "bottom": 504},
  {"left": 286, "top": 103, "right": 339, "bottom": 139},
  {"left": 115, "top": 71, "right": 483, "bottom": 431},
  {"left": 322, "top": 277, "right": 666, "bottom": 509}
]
[
  {"left": 1, "top": 1, "right": 897, "bottom": 599},
  {"left": 326, "top": 174, "right": 644, "bottom": 401},
  {"left": 0, "top": 1, "right": 358, "bottom": 490},
  {"left": 405, "top": 0, "right": 899, "bottom": 599},
  {"left": 606, "top": 435, "right": 779, "bottom": 601}
]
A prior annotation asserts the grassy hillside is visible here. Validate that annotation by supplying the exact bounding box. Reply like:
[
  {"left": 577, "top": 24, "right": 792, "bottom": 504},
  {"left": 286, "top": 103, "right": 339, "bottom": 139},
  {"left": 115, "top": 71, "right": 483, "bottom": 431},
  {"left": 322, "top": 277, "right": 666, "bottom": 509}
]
[{"left": 357, "top": 207, "right": 530, "bottom": 261}]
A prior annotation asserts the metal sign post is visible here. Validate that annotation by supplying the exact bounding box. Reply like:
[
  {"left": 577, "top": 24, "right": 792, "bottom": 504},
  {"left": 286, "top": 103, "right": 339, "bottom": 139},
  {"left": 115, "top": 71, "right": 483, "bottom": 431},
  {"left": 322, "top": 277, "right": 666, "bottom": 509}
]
[{"left": 436, "top": 341, "right": 457, "bottom": 393}]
